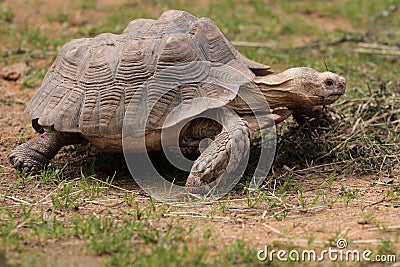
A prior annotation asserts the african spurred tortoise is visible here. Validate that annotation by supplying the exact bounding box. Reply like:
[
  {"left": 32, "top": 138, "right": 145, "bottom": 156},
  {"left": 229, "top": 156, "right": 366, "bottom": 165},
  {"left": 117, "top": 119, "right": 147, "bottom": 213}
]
[{"left": 9, "top": 10, "right": 346, "bottom": 187}]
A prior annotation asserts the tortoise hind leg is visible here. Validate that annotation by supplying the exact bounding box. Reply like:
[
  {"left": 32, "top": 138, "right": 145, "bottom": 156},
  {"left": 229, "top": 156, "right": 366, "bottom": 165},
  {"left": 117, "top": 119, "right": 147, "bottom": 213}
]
[
  {"left": 9, "top": 131, "right": 82, "bottom": 174},
  {"left": 185, "top": 112, "right": 250, "bottom": 187}
]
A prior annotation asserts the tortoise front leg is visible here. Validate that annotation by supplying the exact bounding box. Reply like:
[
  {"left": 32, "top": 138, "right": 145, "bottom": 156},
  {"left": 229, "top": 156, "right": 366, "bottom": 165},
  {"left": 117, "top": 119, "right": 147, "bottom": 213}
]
[
  {"left": 9, "top": 131, "right": 82, "bottom": 174},
  {"left": 185, "top": 112, "right": 250, "bottom": 187}
]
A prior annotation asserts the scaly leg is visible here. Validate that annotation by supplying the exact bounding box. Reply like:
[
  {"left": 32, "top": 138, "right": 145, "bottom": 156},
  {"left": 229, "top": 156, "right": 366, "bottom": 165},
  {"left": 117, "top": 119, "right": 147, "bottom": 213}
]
[
  {"left": 185, "top": 110, "right": 250, "bottom": 187},
  {"left": 9, "top": 131, "right": 82, "bottom": 174}
]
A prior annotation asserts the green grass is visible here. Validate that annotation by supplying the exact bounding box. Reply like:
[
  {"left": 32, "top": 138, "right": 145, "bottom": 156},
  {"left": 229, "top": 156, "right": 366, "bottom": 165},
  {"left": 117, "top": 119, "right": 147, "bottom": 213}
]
[
  {"left": 0, "top": 198, "right": 260, "bottom": 267},
  {"left": 0, "top": 6, "right": 14, "bottom": 23}
]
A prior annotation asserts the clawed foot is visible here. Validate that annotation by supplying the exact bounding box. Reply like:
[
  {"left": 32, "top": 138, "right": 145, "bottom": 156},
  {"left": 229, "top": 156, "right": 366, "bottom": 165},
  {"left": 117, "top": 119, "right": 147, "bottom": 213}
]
[
  {"left": 8, "top": 131, "right": 78, "bottom": 174},
  {"left": 186, "top": 117, "right": 250, "bottom": 189},
  {"left": 8, "top": 144, "right": 48, "bottom": 174}
]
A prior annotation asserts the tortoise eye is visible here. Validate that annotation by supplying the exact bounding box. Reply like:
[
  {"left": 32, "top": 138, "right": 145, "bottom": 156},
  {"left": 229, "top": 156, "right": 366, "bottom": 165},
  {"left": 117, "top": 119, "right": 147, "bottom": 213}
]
[{"left": 325, "top": 79, "right": 334, "bottom": 86}]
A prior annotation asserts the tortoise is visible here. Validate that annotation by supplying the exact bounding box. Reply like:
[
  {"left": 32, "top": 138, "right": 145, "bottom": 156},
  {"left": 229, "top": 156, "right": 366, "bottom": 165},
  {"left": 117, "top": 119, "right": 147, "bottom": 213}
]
[{"left": 9, "top": 10, "right": 346, "bottom": 188}]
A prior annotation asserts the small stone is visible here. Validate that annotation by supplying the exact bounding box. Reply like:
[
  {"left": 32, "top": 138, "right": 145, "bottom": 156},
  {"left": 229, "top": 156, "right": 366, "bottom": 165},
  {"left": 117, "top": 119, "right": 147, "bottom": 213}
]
[{"left": 0, "top": 62, "right": 29, "bottom": 81}]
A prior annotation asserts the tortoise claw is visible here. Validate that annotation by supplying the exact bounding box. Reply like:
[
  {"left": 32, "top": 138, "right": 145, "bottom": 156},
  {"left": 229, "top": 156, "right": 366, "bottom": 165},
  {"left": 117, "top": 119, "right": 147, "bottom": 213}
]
[
  {"left": 186, "top": 113, "right": 250, "bottom": 189},
  {"left": 9, "top": 146, "right": 46, "bottom": 175}
]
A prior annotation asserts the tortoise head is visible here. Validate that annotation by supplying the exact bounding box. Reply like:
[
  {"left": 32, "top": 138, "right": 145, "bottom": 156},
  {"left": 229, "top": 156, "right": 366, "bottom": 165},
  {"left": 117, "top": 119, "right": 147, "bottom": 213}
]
[{"left": 254, "top": 67, "right": 347, "bottom": 109}]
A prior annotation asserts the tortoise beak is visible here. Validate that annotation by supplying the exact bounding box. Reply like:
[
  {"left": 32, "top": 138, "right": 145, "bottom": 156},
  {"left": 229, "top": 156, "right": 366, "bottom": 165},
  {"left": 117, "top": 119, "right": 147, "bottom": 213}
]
[{"left": 336, "top": 76, "right": 347, "bottom": 95}]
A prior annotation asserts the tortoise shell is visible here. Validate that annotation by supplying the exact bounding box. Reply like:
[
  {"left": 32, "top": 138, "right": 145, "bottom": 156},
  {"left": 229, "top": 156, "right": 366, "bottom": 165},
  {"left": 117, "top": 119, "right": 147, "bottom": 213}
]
[{"left": 26, "top": 10, "right": 271, "bottom": 141}]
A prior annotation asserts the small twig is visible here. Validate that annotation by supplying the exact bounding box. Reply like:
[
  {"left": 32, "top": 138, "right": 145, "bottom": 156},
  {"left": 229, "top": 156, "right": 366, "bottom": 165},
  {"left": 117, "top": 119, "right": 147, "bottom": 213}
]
[
  {"left": 41, "top": 189, "right": 83, "bottom": 205},
  {"left": 262, "top": 223, "right": 281, "bottom": 234},
  {"left": 11, "top": 219, "right": 31, "bottom": 233},
  {"left": 294, "top": 154, "right": 400, "bottom": 174},
  {"left": 84, "top": 199, "right": 125, "bottom": 208},
  {"left": 3, "top": 195, "right": 32, "bottom": 206},
  {"left": 88, "top": 176, "right": 134, "bottom": 193},
  {"left": 355, "top": 48, "right": 400, "bottom": 56},
  {"left": 349, "top": 117, "right": 362, "bottom": 135},
  {"left": 34, "top": 177, "right": 81, "bottom": 205},
  {"left": 232, "top": 35, "right": 361, "bottom": 51},
  {"left": 35, "top": 189, "right": 59, "bottom": 205},
  {"left": 355, "top": 42, "right": 400, "bottom": 56},
  {"left": 358, "top": 42, "right": 400, "bottom": 51},
  {"left": 367, "top": 225, "right": 400, "bottom": 231},
  {"left": 358, "top": 109, "right": 400, "bottom": 130},
  {"left": 362, "top": 197, "right": 387, "bottom": 211}
]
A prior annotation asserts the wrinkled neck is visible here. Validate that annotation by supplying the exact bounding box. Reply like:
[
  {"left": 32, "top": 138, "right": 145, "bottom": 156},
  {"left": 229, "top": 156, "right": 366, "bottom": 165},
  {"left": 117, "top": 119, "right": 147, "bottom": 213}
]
[
  {"left": 228, "top": 74, "right": 297, "bottom": 113},
  {"left": 253, "top": 75, "right": 296, "bottom": 109}
]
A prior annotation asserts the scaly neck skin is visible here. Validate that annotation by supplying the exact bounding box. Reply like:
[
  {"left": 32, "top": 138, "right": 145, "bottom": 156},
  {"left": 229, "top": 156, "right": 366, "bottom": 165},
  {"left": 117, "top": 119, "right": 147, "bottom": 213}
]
[
  {"left": 253, "top": 77, "right": 297, "bottom": 109},
  {"left": 228, "top": 74, "right": 298, "bottom": 113}
]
